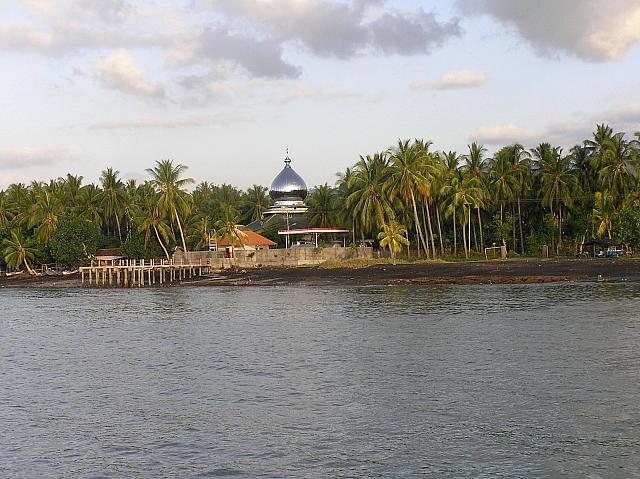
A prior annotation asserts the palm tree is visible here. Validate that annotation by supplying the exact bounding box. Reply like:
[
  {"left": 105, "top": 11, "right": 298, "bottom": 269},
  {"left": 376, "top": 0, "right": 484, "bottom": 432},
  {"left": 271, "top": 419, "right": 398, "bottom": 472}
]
[
  {"left": 489, "top": 148, "right": 517, "bottom": 241},
  {"left": 442, "top": 174, "right": 483, "bottom": 258},
  {"left": 533, "top": 143, "right": 578, "bottom": 248},
  {"left": 593, "top": 191, "right": 614, "bottom": 239},
  {"left": 597, "top": 132, "right": 638, "bottom": 206},
  {"left": 347, "top": 153, "right": 393, "bottom": 236},
  {"left": 77, "top": 184, "right": 103, "bottom": 226},
  {"left": 29, "top": 189, "right": 64, "bottom": 246},
  {"left": 570, "top": 144, "right": 595, "bottom": 193},
  {"left": 439, "top": 151, "right": 463, "bottom": 254},
  {"left": 385, "top": 140, "right": 430, "bottom": 257},
  {"left": 2, "top": 230, "right": 39, "bottom": 275},
  {"left": 377, "top": 221, "right": 409, "bottom": 265},
  {"left": 214, "top": 206, "right": 247, "bottom": 256},
  {"left": 0, "top": 191, "right": 11, "bottom": 227},
  {"left": 242, "top": 185, "right": 271, "bottom": 223},
  {"left": 100, "top": 168, "right": 125, "bottom": 241},
  {"left": 146, "top": 160, "right": 194, "bottom": 253},
  {"left": 134, "top": 190, "right": 173, "bottom": 259},
  {"left": 336, "top": 167, "right": 357, "bottom": 244},
  {"left": 505, "top": 144, "right": 530, "bottom": 253},
  {"left": 187, "top": 215, "right": 214, "bottom": 251},
  {"left": 462, "top": 142, "right": 489, "bottom": 252},
  {"left": 306, "top": 184, "right": 337, "bottom": 228},
  {"left": 586, "top": 123, "right": 614, "bottom": 164}
]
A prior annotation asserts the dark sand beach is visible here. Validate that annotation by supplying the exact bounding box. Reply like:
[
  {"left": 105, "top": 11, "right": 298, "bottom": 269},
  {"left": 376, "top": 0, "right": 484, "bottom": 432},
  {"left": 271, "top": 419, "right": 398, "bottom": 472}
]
[{"left": 3, "top": 258, "right": 638, "bottom": 288}]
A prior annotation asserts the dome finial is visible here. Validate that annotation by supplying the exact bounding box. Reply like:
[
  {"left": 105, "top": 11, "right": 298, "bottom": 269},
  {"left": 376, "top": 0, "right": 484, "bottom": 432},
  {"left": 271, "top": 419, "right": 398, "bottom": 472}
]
[{"left": 285, "top": 148, "right": 291, "bottom": 166}]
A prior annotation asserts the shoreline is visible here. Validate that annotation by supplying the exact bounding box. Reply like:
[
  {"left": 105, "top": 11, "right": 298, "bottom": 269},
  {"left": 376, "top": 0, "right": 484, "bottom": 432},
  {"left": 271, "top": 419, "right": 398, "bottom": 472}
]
[{"left": 0, "top": 257, "right": 638, "bottom": 289}]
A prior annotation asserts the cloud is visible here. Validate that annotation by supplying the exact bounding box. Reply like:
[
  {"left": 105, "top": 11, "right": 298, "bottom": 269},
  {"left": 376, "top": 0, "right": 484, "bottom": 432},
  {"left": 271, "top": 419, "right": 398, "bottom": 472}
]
[
  {"left": 194, "top": 27, "right": 301, "bottom": 79},
  {"left": 469, "top": 125, "right": 540, "bottom": 145},
  {"left": 265, "top": 84, "right": 364, "bottom": 104},
  {"left": 458, "top": 0, "right": 640, "bottom": 61},
  {"left": 411, "top": 69, "right": 488, "bottom": 91},
  {"left": 23, "top": 0, "right": 131, "bottom": 24},
  {"left": 471, "top": 104, "right": 640, "bottom": 149},
  {"left": 0, "top": 147, "right": 73, "bottom": 170},
  {"left": 89, "top": 114, "right": 249, "bottom": 130},
  {"left": 95, "top": 49, "right": 164, "bottom": 97},
  {"left": 197, "top": 0, "right": 461, "bottom": 58},
  {"left": 1, "top": 1, "right": 461, "bottom": 91}
]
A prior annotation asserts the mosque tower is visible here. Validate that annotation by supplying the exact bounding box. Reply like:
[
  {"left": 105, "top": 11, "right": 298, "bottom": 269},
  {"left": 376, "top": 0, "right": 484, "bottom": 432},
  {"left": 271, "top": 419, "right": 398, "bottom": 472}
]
[{"left": 264, "top": 153, "right": 309, "bottom": 216}]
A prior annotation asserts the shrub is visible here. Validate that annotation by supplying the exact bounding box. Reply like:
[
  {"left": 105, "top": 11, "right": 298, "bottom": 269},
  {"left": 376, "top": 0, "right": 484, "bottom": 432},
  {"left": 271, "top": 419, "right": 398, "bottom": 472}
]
[{"left": 50, "top": 214, "right": 100, "bottom": 267}]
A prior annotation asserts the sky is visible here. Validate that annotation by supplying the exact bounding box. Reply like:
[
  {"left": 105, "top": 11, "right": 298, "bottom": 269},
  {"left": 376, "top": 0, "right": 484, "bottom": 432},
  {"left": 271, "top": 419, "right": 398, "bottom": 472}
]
[{"left": 0, "top": 0, "right": 639, "bottom": 189}]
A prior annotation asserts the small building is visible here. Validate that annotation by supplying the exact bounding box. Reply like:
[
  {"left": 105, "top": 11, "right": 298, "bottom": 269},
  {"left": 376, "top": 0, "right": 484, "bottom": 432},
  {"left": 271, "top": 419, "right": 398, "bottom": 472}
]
[
  {"left": 278, "top": 228, "right": 351, "bottom": 248},
  {"left": 209, "top": 230, "right": 277, "bottom": 255},
  {"left": 94, "top": 248, "right": 127, "bottom": 266}
]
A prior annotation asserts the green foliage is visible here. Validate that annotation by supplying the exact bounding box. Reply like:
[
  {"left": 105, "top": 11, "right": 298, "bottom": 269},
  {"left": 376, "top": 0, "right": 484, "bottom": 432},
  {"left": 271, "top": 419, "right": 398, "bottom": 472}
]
[
  {"left": 614, "top": 207, "right": 640, "bottom": 247},
  {"left": 49, "top": 214, "right": 99, "bottom": 267},
  {"left": 490, "top": 212, "right": 515, "bottom": 246},
  {"left": 120, "top": 230, "right": 163, "bottom": 260},
  {"left": 2, "top": 229, "right": 39, "bottom": 273}
]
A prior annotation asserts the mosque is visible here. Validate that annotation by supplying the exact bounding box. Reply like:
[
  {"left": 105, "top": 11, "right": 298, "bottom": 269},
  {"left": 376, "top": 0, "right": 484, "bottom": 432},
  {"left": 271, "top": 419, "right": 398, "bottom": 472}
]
[
  {"left": 247, "top": 152, "right": 350, "bottom": 247},
  {"left": 248, "top": 153, "right": 310, "bottom": 232}
]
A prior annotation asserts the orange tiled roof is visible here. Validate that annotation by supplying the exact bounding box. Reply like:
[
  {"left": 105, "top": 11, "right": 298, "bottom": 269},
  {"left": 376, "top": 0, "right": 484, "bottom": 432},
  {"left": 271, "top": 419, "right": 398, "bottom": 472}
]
[{"left": 214, "top": 230, "right": 276, "bottom": 247}]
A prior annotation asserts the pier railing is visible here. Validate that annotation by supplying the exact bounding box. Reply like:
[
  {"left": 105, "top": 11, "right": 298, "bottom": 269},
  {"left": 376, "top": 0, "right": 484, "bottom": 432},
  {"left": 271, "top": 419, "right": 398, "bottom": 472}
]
[{"left": 79, "top": 258, "right": 213, "bottom": 288}]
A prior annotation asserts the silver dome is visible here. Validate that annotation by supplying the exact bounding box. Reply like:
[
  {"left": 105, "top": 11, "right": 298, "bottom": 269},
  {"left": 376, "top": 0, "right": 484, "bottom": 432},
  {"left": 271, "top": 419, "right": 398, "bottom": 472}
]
[{"left": 269, "top": 157, "right": 308, "bottom": 201}]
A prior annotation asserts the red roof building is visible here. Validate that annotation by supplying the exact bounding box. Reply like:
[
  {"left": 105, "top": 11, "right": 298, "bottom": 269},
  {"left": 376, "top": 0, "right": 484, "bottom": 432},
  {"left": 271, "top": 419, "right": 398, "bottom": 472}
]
[{"left": 210, "top": 230, "right": 277, "bottom": 251}]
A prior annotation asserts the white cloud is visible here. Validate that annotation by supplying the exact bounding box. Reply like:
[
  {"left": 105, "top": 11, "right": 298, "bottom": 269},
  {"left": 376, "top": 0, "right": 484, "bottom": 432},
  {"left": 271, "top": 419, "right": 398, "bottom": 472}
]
[
  {"left": 469, "top": 125, "right": 540, "bottom": 145},
  {"left": 95, "top": 49, "right": 164, "bottom": 97},
  {"left": 89, "top": 114, "right": 250, "bottom": 130},
  {"left": 458, "top": 0, "right": 640, "bottom": 61},
  {"left": 23, "top": 0, "right": 130, "bottom": 24},
  {"left": 411, "top": 69, "right": 488, "bottom": 91},
  {"left": 0, "top": 147, "right": 73, "bottom": 170}
]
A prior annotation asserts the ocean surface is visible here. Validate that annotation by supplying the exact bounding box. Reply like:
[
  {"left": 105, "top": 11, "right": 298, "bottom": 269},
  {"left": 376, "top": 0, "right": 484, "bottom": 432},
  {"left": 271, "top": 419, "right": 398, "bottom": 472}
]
[{"left": 1, "top": 283, "right": 639, "bottom": 478}]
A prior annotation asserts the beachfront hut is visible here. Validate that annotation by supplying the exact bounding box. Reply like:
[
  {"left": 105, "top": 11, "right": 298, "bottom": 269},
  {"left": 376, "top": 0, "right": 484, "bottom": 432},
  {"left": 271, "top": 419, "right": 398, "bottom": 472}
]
[
  {"left": 93, "top": 248, "right": 127, "bottom": 266},
  {"left": 209, "top": 230, "right": 276, "bottom": 257}
]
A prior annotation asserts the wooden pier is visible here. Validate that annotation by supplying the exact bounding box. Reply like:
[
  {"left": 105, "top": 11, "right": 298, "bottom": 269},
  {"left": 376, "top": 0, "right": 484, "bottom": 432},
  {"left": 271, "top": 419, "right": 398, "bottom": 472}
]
[{"left": 79, "top": 259, "right": 213, "bottom": 288}]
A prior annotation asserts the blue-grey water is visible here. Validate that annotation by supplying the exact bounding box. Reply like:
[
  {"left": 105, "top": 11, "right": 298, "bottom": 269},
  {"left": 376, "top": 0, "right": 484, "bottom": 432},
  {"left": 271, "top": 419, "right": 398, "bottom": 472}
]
[{"left": 1, "top": 283, "right": 639, "bottom": 478}]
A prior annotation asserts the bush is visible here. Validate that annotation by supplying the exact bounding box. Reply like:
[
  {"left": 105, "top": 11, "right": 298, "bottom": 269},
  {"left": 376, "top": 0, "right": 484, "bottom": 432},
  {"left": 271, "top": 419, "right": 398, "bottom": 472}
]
[
  {"left": 49, "top": 214, "right": 99, "bottom": 267},
  {"left": 120, "top": 230, "right": 164, "bottom": 260}
]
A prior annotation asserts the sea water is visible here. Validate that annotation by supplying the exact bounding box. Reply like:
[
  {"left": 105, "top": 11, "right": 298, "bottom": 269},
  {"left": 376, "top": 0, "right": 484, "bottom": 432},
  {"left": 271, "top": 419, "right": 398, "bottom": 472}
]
[{"left": 1, "top": 283, "right": 639, "bottom": 478}]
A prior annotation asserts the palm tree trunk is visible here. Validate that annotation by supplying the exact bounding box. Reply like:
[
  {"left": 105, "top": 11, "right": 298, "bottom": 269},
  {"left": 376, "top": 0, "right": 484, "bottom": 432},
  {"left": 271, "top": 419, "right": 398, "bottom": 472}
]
[
  {"left": 452, "top": 205, "right": 457, "bottom": 255},
  {"left": 144, "top": 227, "right": 151, "bottom": 249},
  {"left": 462, "top": 207, "right": 468, "bottom": 258},
  {"left": 512, "top": 204, "right": 516, "bottom": 252},
  {"left": 436, "top": 207, "right": 444, "bottom": 256},
  {"left": 115, "top": 214, "right": 122, "bottom": 243},
  {"left": 410, "top": 192, "right": 429, "bottom": 258},
  {"left": 559, "top": 207, "right": 563, "bottom": 249},
  {"left": 421, "top": 202, "right": 430, "bottom": 257},
  {"left": 153, "top": 225, "right": 171, "bottom": 260},
  {"left": 425, "top": 200, "right": 437, "bottom": 258},
  {"left": 469, "top": 210, "right": 480, "bottom": 253},
  {"left": 517, "top": 196, "right": 524, "bottom": 254},
  {"left": 174, "top": 206, "right": 188, "bottom": 253},
  {"left": 23, "top": 258, "right": 36, "bottom": 276},
  {"left": 477, "top": 207, "right": 484, "bottom": 253}
]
